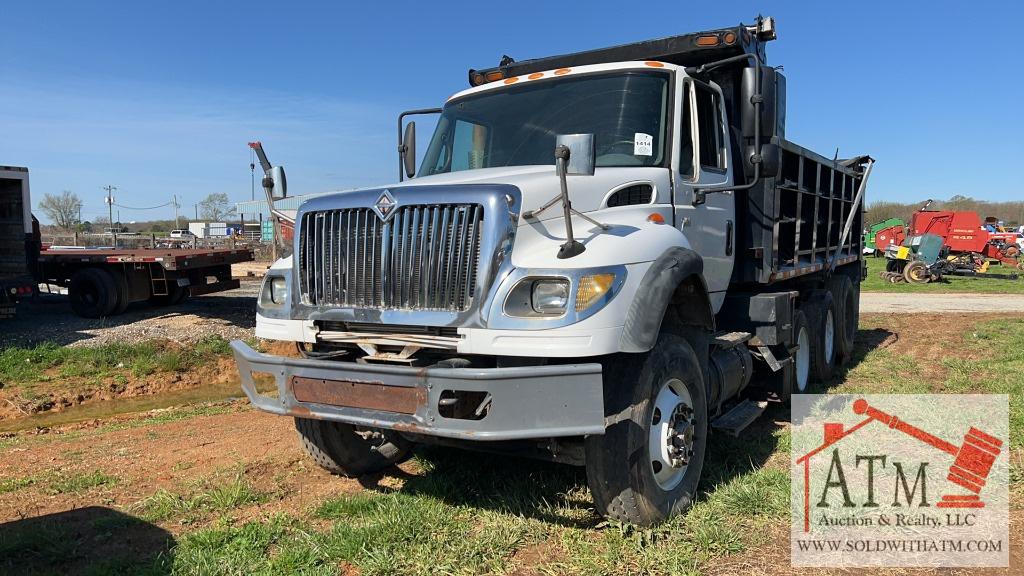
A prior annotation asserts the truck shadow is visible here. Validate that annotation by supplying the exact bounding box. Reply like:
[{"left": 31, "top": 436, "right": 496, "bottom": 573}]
[
  {"left": 368, "top": 327, "right": 894, "bottom": 528},
  {"left": 816, "top": 326, "right": 896, "bottom": 394},
  {"left": 0, "top": 506, "right": 174, "bottom": 575},
  {"left": 2, "top": 288, "right": 257, "bottom": 348}
]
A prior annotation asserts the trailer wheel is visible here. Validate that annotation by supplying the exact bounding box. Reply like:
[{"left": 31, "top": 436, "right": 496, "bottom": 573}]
[
  {"left": 803, "top": 291, "right": 836, "bottom": 383},
  {"left": 111, "top": 270, "right": 130, "bottom": 315},
  {"left": 68, "top": 268, "right": 118, "bottom": 318},
  {"left": 903, "top": 261, "right": 930, "bottom": 284},
  {"left": 827, "top": 275, "right": 857, "bottom": 366},
  {"left": 585, "top": 333, "right": 707, "bottom": 526},
  {"left": 294, "top": 418, "right": 411, "bottom": 477}
]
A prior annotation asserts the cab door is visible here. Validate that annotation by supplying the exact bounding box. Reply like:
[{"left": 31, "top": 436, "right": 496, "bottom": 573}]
[{"left": 673, "top": 77, "right": 736, "bottom": 310}]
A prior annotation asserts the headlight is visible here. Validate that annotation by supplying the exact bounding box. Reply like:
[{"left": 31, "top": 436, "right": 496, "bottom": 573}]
[
  {"left": 270, "top": 277, "right": 288, "bottom": 304},
  {"left": 260, "top": 275, "right": 288, "bottom": 307},
  {"left": 504, "top": 277, "right": 569, "bottom": 317},
  {"left": 531, "top": 280, "right": 569, "bottom": 314}
]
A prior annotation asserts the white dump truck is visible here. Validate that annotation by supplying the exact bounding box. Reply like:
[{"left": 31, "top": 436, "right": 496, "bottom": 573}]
[{"left": 232, "top": 16, "right": 872, "bottom": 525}]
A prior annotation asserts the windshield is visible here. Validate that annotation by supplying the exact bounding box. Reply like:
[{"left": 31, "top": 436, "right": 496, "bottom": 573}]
[{"left": 420, "top": 71, "right": 669, "bottom": 176}]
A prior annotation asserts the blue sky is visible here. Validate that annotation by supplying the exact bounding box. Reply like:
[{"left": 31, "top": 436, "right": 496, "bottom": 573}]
[{"left": 3, "top": 1, "right": 1021, "bottom": 223}]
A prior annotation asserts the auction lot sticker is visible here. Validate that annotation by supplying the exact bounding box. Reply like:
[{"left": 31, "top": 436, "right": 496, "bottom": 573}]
[{"left": 791, "top": 394, "right": 1008, "bottom": 567}]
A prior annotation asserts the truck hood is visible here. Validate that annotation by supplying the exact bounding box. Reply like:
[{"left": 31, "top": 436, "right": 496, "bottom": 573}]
[{"left": 346, "top": 165, "right": 669, "bottom": 223}]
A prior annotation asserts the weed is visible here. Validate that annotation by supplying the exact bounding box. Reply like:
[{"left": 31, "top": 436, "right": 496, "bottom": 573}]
[{"left": 47, "top": 470, "right": 118, "bottom": 494}]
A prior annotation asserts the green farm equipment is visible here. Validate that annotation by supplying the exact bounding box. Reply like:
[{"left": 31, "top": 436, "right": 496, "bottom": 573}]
[{"left": 863, "top": 218, "right": 905, "bottom": 256}]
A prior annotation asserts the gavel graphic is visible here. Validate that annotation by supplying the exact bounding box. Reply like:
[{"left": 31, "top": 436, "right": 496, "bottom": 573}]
[{"left": 852, "top": 398, "right": 1002, "bottom": 508}]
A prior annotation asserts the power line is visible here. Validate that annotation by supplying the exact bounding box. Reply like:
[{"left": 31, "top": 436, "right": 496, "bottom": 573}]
[{"left": 112, "top": 201, "right": 174, "bottom": 210}]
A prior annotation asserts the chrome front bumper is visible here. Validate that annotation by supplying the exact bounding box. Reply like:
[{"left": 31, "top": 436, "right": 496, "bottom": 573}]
[{"left": 230, "top": 341, "right": 605, "bottom": 441}]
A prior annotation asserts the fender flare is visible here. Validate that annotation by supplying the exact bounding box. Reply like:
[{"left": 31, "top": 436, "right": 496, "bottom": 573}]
[{"left": 619, "top": 247, "right": 715, "bottom": 353}]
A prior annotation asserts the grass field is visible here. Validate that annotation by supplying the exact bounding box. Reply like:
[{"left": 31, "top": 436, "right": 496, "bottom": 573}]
[
  {"left": 861, "top": 254, "right": 1024, "bottom": 293},
  {"left": 0, "top": 315, "right": 1021, "bottom": 575}
]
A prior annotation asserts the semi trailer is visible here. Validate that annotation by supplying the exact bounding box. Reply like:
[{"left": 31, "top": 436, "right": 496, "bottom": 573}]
[
  {"left": 0, "top": 165, "right": 255, "bottom": 319},
  {"left": 0, "top": 166, "right": 39, "bottom": 318},
  {"left": 231, "top": 16, "right": 871, "bottom": 525}
]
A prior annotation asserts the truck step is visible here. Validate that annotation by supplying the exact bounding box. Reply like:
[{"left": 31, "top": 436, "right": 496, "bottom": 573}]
[
  {"left": 712, "top": 399, "right": 768, "bottom": 437},
  {"left": 713, "top": 331, "right": 752, "bottom": 349}
]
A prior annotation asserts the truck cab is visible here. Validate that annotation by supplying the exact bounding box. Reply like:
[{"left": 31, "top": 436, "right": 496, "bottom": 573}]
[{"left": 233, "top": 16, "right": 870, "bottom": 526}]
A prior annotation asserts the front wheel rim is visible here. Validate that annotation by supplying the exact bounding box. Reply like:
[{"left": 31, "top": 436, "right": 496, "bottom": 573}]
[{"left": 649, "top": 378, "right": 694, "bottom": 490}]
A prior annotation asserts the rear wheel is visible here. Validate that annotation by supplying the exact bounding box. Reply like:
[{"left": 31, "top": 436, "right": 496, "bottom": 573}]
[
  {"left": 827, "top": 275, "right": 857, "bottom": 366},
  {"left": 68, "top": 268, "right": 118, "bottom": 318},
  {"left": 778, "top": 309, "right": 810, "bottom": 406},
  {"left": 294, "top": 418, "right": 411, "bottom": 477},
  {"left": 803, "top": 291, "right": 836, "bottom": 383},
  {"left": 585, "top": 333, "right": 707, "bottom": 526}
]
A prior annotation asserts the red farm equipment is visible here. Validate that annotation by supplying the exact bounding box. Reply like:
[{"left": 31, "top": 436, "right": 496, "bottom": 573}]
[{"left": 909, "top": 203, "right": 1023, "bottom": 270}]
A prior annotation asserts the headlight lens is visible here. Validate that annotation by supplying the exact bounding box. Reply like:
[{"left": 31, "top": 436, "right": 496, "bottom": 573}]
[
  {"left": 531, "top": 280, "right": 570, "bottom": 314},
  {"left": 576, "top": 273, "right": 616, "bottom": 311},
  {"left": 269, "top": 277, "right": 288, "bottom": 304}
]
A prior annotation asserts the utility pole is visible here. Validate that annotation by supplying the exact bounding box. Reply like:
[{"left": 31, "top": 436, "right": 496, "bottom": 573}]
[
  {"left": 103, "top": 185, "right": 117, "bottom": 247},
  {"left": 173, "top": 195, "right": 180, "bottom": 228},
  {"left": 195, "top": 204, "right": 199, "bottom": 221}
]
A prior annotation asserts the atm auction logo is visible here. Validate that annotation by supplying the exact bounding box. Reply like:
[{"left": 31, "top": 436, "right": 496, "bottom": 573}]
[{"left": 791, "top": 395, "right": 1009, "bottom": 567}]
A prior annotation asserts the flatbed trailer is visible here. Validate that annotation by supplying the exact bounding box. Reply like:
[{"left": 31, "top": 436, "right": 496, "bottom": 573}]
[
  {"left": 36, "top": 246, "right": 254, "bottom": 318},
  {"left": 2, "top": 163, "right": 256, "bottom": 319}
]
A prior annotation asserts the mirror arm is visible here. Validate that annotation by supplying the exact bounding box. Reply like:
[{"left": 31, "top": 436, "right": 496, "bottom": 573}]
[
  {"left": 686, "top": 52, "right": 765, "bottom": 205},
  {"left": 555, "top": 146, "right": 585, "bottom": 259},
  {"left": 397, "top": 108, "right": 442, "bottom": 181}
]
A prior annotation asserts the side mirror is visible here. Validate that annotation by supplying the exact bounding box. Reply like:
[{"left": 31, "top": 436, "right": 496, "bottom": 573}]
[
  {"left": 402, "top": 121, "right": 416, "bottom": 179},
  {"left": 554, "top": 134, "right": 595, "bottom": 175},
  {"left": 269, "top": 165, "right": 287, "bottom": 199}
]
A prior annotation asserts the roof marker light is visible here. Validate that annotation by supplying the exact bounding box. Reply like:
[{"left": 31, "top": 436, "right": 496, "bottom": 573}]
[
  {"left": 696, "top": 34, "right": 720, "bottom": 46},
  {"left": 723, "top": 31, "right": 737, "bottom": 44},
  {"left": 644, "top": 61, "right": 665, "bottom": 68},
  {"left": 527, "top": 72, "right": 544, "bottom": 80},
  {"left": 554, "top": 68, "right": 571, "bottom": 75},
  {"left": 503, "top": 76, "right": 519, "bottom": 85},
  {"left": 484, "top": 70, "right": 504, "bottom": 82}
]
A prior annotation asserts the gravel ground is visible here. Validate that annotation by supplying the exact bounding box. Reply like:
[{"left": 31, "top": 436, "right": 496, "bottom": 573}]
[
  {"left": 859, "top": 292, "right": 1024, "bottom": 313},
  {"left": 0, "top": 281, "right": 260, "bottom": 349}
]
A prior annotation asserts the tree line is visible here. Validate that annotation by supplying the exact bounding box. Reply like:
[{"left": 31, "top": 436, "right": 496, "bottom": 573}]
[
  {"left": 37, "top": 191, "right": 238, "bottom": 231},
  {"left": 866, "top": 195, "right": 1024, "bottom": 228}
]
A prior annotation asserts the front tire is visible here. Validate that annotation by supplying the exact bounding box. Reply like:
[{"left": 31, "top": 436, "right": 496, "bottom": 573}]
[
  {"left": 294, "top": 418, "right": 411, "bottom": 477},
  {"left": 585, "top": 333, "right": 708, "bottom": 526}
]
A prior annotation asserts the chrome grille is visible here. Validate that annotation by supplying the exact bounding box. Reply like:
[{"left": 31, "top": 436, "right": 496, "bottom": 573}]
[{"left": 298, "top": 204, "right": 483, "bottom": 311}]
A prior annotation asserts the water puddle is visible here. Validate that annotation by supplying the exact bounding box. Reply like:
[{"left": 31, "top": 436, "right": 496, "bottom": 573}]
[{"left": 0, "top": 377, "right": 276, "bottom": 433}]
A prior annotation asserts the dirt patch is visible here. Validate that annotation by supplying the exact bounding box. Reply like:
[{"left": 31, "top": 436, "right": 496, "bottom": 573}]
[
  {"left": 0, "top": 406, "right": 367, "bottom": 533},
  {"left": 859, "top": 312, "right": 1014, "bottom": 383}
]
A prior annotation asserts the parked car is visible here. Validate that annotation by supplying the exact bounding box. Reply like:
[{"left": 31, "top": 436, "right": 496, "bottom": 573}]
[{"left": 170, "top": 229, "right": 195, "bottom": 239}]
